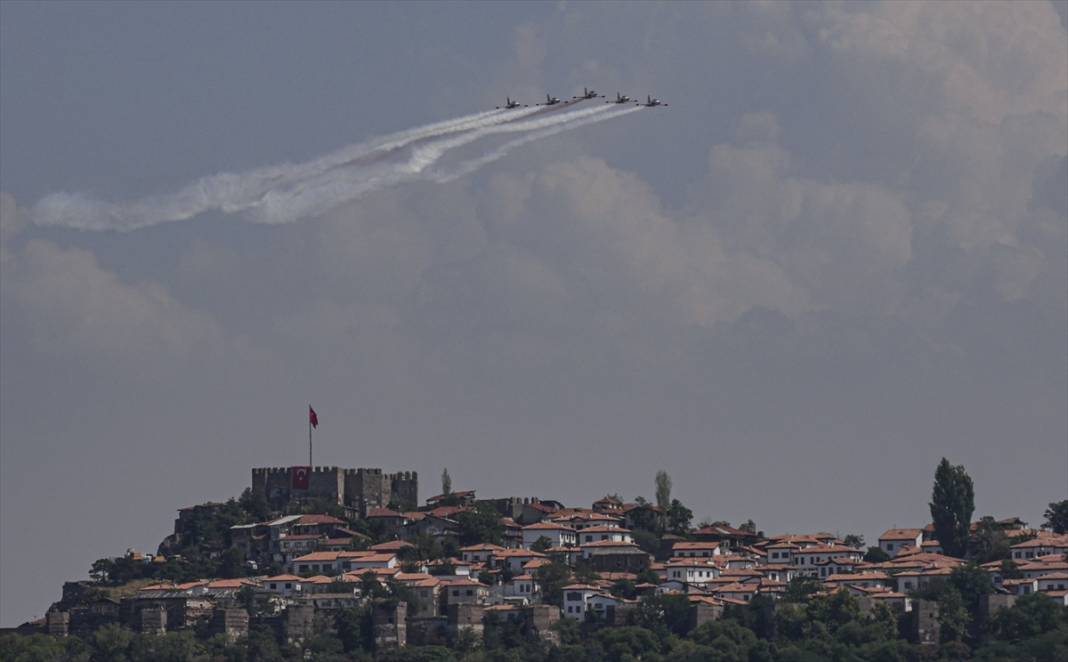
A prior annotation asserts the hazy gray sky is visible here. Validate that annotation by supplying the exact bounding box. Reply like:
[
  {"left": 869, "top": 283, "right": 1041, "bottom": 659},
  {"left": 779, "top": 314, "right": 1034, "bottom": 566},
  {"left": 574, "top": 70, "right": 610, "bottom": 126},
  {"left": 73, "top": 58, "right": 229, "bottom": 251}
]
[{"left": 1, "top": 1, "right": 1066, "bottom": 625}]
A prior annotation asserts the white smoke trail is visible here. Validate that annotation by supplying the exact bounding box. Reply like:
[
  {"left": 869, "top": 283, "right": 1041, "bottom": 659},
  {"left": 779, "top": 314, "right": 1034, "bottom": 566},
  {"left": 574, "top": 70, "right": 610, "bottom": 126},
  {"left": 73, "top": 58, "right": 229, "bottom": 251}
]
[
  {"left": 243, "top": 104, "right": 618, "bottom": 225},
  {"left": 431, "top": 106, "right": 643, "bottom": 183},
  {"left": 31, "top": 106, "right": 541, "bottom": 231},
  {"left": 31, "top": 100, "right": 633, "bottom": 230}
]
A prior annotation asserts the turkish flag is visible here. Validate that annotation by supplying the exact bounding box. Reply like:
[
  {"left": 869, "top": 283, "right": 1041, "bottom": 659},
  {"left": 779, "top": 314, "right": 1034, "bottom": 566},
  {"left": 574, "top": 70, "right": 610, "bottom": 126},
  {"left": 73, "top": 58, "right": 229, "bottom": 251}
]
[
  {"left": 309, "top": 406, "right": 319, "bottom": 429},
  {"left": 292, "top": 466, "right": 311, "bottom": 490}
]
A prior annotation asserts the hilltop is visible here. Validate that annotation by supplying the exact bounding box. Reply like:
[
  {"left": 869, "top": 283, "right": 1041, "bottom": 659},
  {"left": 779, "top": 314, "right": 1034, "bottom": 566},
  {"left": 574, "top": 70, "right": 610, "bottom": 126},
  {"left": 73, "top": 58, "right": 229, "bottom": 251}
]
[{"left": 3, "top": 461, "right": 1067, "bottom": 661}]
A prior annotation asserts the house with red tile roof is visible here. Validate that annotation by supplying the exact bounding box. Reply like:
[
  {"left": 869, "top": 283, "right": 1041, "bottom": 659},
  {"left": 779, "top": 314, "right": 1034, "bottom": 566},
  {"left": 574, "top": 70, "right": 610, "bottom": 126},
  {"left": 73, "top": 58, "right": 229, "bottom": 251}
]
[
  {"left": 672, "top": 541, "right": 721, "bottom": 558},
  {"left": 521, "top": 522, "right": 577, "bottom": 549},
  {"left": 878, "top": 529, "right": 924, "bottom": 557}
]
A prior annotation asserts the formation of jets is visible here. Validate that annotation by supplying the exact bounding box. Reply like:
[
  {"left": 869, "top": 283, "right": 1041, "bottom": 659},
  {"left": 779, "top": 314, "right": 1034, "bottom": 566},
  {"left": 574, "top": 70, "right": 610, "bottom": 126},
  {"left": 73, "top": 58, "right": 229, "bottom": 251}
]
[{"left": 497, "top": 88, "right": 668, "bottom": 110}]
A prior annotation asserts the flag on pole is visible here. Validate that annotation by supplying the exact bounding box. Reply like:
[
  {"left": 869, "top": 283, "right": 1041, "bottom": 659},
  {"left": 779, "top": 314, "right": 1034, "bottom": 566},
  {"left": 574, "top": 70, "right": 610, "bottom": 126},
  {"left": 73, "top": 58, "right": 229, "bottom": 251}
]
[{"left": 309, "top": 405, "right": 319, "bottom": 429}]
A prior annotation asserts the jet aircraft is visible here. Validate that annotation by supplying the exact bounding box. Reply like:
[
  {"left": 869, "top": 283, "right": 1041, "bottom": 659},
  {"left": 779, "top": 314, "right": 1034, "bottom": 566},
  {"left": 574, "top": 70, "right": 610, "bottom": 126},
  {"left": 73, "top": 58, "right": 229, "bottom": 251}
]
[
  {"left": 573, "top": 87, "right": 602, "bottom": 100},
  {"left": 639, "top": 95, "right": 668, "bottom": 107},
  {"left": 496, "top": 97, "right": 522, "bottom": 109},
  {"left": 608, "top": 92, "right": 631, "bottom": 104},
  {"left": 540, "top": 94, "right": 563, "bottom": 106}
]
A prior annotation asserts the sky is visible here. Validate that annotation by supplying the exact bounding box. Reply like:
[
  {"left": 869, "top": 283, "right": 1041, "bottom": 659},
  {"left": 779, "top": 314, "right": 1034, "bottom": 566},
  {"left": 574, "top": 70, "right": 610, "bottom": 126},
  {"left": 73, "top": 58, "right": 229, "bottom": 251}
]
[{"left": 1, "top": 0, "right": 1066, "bottom": 626}]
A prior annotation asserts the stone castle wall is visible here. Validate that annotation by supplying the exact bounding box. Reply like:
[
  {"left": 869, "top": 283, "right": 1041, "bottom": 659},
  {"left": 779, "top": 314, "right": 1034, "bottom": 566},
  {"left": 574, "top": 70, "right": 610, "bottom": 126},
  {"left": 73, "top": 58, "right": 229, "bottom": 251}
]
[{"left": 252, "top": 466, "right": 417, "bottom": 516}]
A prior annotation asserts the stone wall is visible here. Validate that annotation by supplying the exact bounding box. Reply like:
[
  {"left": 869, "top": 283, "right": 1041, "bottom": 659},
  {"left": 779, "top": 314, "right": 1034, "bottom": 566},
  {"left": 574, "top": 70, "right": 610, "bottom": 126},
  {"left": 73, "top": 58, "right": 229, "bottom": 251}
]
[
  {"left": 389, "top": 471, "right": 419, "bottom": 511},
  {"left": 211, "top": 608, "right": 249, "bottom": 643},
  {"left": 373, "top": 601, "right": 408, "bottom": 649},
  {"left": 252, "top": 466, "right": 417, "bottom": 516},
  {"left": 46, "top": 610, "right": 69, "bottom": 637},
  {"left": 139, "top": 605, "right": 167, "bottom": 635},
  {"left": 913, "top": 600, "right": 940, "bottom": 647}
]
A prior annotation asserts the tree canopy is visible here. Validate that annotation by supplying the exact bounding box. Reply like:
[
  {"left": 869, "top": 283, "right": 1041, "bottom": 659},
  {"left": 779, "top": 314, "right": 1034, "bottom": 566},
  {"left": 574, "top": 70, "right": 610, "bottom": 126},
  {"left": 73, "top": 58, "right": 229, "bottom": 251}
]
[{"left": 930, "top": 457, "right": 975, "bottom": 558}]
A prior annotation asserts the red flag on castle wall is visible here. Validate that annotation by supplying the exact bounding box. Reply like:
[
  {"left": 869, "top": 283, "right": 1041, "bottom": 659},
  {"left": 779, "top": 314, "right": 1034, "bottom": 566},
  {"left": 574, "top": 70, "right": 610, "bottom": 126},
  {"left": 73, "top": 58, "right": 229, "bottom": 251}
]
[
  {"left": 292, "top": 466, "right": 311, "bottom": 490},
  {"left": 309, "top": 405, "right": 318, "bottom": 429}
]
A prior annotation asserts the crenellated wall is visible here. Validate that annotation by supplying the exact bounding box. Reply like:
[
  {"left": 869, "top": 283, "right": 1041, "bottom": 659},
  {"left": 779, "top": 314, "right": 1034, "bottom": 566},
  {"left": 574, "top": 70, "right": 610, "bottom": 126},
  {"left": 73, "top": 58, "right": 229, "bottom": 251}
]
[
  {"left": 389, "top": 471, "right": 419, "bottom": 511},
  {"left": 252, "top": 465, "right": 417, "bottom": 516}
]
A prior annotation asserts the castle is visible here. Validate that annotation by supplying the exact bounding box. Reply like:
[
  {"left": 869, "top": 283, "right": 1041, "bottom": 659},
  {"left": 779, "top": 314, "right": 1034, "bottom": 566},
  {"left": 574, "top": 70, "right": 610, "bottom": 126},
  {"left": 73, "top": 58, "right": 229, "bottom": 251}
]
[{"left": 251, "top": 466, "right": 418, "bottom": 516}]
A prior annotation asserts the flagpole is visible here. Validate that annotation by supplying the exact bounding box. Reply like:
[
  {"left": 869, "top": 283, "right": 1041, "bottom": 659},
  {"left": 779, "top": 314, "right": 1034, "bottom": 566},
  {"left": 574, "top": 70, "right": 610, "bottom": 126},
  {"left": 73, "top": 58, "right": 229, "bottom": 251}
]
[{"left": 308, "top": 403, "right": 313, "bottom": 468}]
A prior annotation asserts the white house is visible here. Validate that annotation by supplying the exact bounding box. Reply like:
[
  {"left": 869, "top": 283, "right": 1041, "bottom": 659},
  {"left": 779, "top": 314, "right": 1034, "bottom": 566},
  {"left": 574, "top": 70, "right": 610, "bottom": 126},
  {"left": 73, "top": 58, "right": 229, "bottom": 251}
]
[
  {"left": 671, "top": 542, "right": 721, "bottom": 558},
  {"left": 1037, "top": 572, "right": 1068, "bottom": 593},
  {"left": 460, "top": 544, "right": 506, "bottom": 565},
  {"left": 561, "top": 583, "right": 599, "bottom": 620},
  {"left": 813, "top": 556, "right": 863, "bottom": 578},
  {"left": 502, "top": 574, "right": 538, "bottom": 601},
  {"left": 342, "top": 553, "right": 398, "bottom": 572},
  {"left": 578, "top": 526, "right": 633, "bottom": 545},
  {"left": 765, "top": 542, "right": 798, "bottom": 564},
  {"left": 1019, "top": 559, "right": 1068, "bottom": 580},
  {"left": 551, "top": 512, "right": 624, "bottom": 531},
  {"left": 263, "top": 574, "right": 304, "bottom": 598},
  {"left": 1011, "top": 535, "right": 1068, "bottom": 561},
  {"left": 761, "top": 564, "right": 798, "bottom": 583},
  {"left": 522, "top": 522, "right": 577, "bottom": 549},
  {"left": 492, "top": 549, "right": 548, "bottom": 573},
  {"left": 879, "top": 529, "right": 924, "bottom": 557},
  {"left": 1003, "top": 578, "right": 1039, "bottom": 595},
  {"left": 825, "top": 572, "right": 891, "bottom": 590},
  {"left": 665, "top": 560, "right": 721, "bottom": 587},
  {"left": 712, "top": 582, "right": 759, "bottom": 602},
  {"left": 291, "top": 551, "right": 344, "bottom": 576},
  {"left": 792, "top": 545, "right": 864, "bottom": 576},
  {"left": 441, "top": 577, "right": 490, "bottom": 606},
  {"left": 587, "top": 593, "right": 632, "bottom": 621}
]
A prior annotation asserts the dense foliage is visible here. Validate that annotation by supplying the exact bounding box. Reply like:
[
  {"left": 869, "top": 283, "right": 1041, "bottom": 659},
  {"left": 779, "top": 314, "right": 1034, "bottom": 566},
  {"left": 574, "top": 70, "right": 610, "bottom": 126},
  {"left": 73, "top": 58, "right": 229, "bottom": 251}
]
[
  {"left": 5, "top": 590, "right": 1066, "bottom": 661},
  {"left": 929, "top": 458, "right": 975, "bottom": 558}
]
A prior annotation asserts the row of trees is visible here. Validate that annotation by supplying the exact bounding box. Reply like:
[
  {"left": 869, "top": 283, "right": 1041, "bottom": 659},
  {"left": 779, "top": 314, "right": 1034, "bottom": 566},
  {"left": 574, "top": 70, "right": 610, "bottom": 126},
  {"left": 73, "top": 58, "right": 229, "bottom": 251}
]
[{"left": 7, "top": 583, "right": 1066, "bottom": 661}]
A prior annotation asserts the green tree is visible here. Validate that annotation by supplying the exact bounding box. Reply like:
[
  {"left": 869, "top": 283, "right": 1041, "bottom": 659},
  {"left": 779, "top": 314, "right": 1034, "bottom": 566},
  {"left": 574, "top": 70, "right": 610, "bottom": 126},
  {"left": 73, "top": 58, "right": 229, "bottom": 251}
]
[
  {"left": 783, "top": 576, "right": 822, "bottom": 602},
  {"left": 217, "top": 546, "right": 247, "bottom": 579},
  {"left": 128, "top": 631, "right": 205, "bottom": 662},
  {"left": 864, "top": 546, "right": 891, "bottom": 563},
  {"left": 454, "top": 503, "right": 502, "bottom": 546},
  {"left": 988, "top": 592, "right": 1068, "bottom": 640},
  {"left": 929, "top": 458, "right": 975, "bottom": 558},
  {"left": 631, "top": 528, "right": 659, "bottom": 556},
  {"left": 238, "top": 487, "right": 271, "bottom": 522},
  {"left": 336, "top": 606, "right": 373, "bottom": 653},
  {"left": 530, "top": 536, "right": 552, "bottom": 553},
  {"left": 999, "top": 558, "right": 1023, "bottom": 580},
  {"left": 843, "top": 534, "right": 864, "bottom": 548},
  {"left": 969, "top": 516, "right": 1010, "bottom": 564},
  {"left": 937, "top": 587, "right": 969, "bottom": 643},
  {"left": 533, "top": 561, "right": 572, "bottom": 607},
  {"left": 948, "top": 563, "right": 993, "bottom": 611},
  {"left": 1043, "top": 500, "right": 1068, "bottom": 534},
  {"left": 632, "top": 593, "right": 692, "bottom": 636},
  {"left": 610, "top": 579, "right": 637, "bottom": 599},
  {"left": 441, "top": 468, "right": 452, "bottom": 497},
  {"left": 93, "top": 623, "right": 134, "bottom": 660},
  {"left": 655, "top": 471, "right": 672, "bottom": 511},
  {"left": 666, "top": 499, "right": 693, "bottom": 535}
]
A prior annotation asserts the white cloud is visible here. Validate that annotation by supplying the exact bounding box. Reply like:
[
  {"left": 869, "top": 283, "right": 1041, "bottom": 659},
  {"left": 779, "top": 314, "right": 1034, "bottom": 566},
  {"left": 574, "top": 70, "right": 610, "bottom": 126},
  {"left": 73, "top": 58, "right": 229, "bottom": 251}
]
[{"left": 1, "top": 204, "right": 225, "bottom": 370}]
